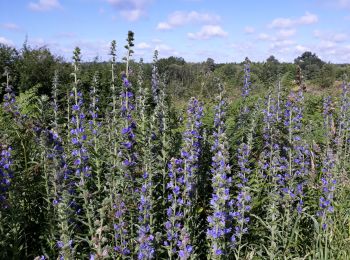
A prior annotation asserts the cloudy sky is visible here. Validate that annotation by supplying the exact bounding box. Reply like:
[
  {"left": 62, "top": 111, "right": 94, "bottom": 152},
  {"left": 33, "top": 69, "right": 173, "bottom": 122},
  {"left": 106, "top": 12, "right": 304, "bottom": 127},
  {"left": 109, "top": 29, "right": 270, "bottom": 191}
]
[{"left": 1, "top": 0, "right": 350, "bottom": 63}]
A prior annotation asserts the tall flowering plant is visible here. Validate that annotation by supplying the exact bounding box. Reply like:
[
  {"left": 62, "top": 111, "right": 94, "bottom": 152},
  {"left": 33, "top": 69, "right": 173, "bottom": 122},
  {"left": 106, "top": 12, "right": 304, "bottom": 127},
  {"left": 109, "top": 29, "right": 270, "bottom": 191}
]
[
  {"left": 282, "top": 91, "right": 309, "bottom": 213},
  {"left": 0, "top": 146, "right": 13, "bottom": 209},
  {"left": 230, "top": 68, "right": 255, "bottom": 257},
  {"left": 164, "top": 158, "right": 185, "bottom": 259},
  {"left": 67, "top": 47, "right": 95, "bottom": 257},
  {"left": 317, "top": 97, "right": 336, "bottom": 230},
  {"left": 112, "top": 77, "right": 135, "bottom": 258},
  {"left": 257, "top": 84, "right": 285, "bottom": 258},
  {"left": 113, "top": 32, "right": 137, "bottom": 257},
  {"left": 207, "top": 88, "right": 232, "bottom": 258},
  {"left": 180, "top": 97, "right": 204, "bottom": 258},
  {"left": 135, "top": 61, "right": 155, "bottom": 259},
  {"left": 165, "top": 97, "right": 203, "bottom": 259}
]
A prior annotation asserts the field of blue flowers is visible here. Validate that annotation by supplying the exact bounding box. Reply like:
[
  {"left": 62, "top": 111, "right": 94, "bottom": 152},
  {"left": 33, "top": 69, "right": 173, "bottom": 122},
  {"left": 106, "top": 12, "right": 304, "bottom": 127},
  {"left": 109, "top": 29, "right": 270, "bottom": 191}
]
[{"left": 1, "top": 32, "right": 350, "bottom": 259}]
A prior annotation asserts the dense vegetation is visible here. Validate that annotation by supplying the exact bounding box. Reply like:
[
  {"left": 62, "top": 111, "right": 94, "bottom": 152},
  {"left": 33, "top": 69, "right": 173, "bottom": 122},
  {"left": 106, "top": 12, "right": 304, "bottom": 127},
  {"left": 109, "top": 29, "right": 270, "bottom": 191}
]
[{"left": 0, "top": 31, "right": 350, "bottom": 259}]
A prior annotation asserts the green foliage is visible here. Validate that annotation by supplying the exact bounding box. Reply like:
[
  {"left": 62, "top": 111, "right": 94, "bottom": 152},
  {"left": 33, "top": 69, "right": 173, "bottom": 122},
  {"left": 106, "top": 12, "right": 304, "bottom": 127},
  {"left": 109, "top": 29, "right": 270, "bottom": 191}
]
[
  {"left": 0, "top": 44, "right": 19, "bottom": 84},
  {"left": 317, "top": 63, "right": 336, "bottom": 88},
  {"left": 16, "top": 84, "right": 41, "bottom": 117},
  {"left": 204, "top": 57, "right": 216, "bottom": 73},
  {"left": 303, "top": 94, "right": 326, "bottom": 144},
  {"left": 294, "top": 51, "right": 325, "bottom": 80},
  {"left": 157, "top": 56, "right": 186, "bottom": 75},
  {"left": 261, "top": 55, "right": 280, "bottom": 85},
  {"left": 1, "top": 39, "right": 350, "bottom": 259},
  {"left": 17, "top": 46, "right": 61, "bottom": 94}
]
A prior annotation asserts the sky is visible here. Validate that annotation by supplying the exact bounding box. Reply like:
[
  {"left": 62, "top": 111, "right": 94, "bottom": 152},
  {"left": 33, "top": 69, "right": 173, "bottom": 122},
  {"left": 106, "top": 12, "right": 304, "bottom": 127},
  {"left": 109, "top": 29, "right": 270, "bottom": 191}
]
[{"left": 1, "top": 0, "right": 350, "bottom": 63}]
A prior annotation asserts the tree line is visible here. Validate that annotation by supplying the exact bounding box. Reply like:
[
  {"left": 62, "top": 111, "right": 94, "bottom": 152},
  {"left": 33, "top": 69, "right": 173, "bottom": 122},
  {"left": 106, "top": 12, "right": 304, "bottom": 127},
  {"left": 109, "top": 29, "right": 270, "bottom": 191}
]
[{"left": 1, "top": 42, "right": 349, "bottom": 104}]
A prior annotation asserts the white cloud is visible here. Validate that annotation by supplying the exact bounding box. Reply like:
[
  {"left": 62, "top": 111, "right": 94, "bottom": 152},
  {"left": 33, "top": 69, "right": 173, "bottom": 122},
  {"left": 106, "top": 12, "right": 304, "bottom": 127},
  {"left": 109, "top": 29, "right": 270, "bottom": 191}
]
[
  {"left": 151, "top": 38, "right": 162, "bottom": 44},
  {"left": 27, "top": 37, "right": 49, "bottom": 47},
  {"left": 99, "top": 8, "right": 105, "bottom": 14},
  {"left": 334, "top": 33, "right": 348, "bottom": 42},
  {"left": 313, "top": 29, "right": 322, "bottom": 38},
  {"left": 295, "top": 44, "right": 309, "bottom": 53},
  {"left": 330, "top": 0, "right": 350, "bottom": 8},
  {"left": 257, "top": 29, "right": 295, "bottom": 46},
  {"left": 230, "top": 42, "right": 254, "bottom": 52},
  {"left": 269, "top": 12, "right": 318, "bottom": 28},
  {"left": 71, "top": 39, "right": 111, "bottom": 60},
  {"left": 156, "top": 22, "right": 172, "bottom": 30},
  {"left": 0, "top": 37, "right": 14, "bottom": 46},
  {"left": 269, "top": 18, "right": 294, "bottom": 28},
  {"left": 226, "top": 44, "right": 267, "bottom": 62},
  {"left": 56, "top": 32, "right": 76, "bottom": 38},
  {"left": 257, "top": 33, "right": 270, "bottom": 41},
  {"left": 188, "top": 25, "right": 228, "bottom": 40},
  {"left": 244, "top": 26, "right": 255, "bottom": 34},
  {"left": 231, "top": 42, "right": 253, "bottom": 49},
  {"left": 316, "top": 42, "right": 350, "bottom": 62},
  {"left": 270, "top": 40, "right": 295, "bottom": 49},
  {"left": 291, "top": 40, "right": 350, "bottom": 63},
  {"left": 120, "top": 9, "right": 143, "bottom": 21},
  {"left": 21, "top": 37, "right": 112, "bottom": 62},
  {"left": 268, "top": 40, "right": 295, "bottom": 55},
  {"left": 136, "top": 42, "right": 151, "bottom": 49},
  {"left": 277, "top": 29, "right": 296, "bottom": 38},
  {"left": 156, "top": 11, "right": 220, "bottom": 30},
  {"left": 28, "top": 0, "right": 62, "bottom": 11},
  {"left": 313, "top": 30, "right": 348, "bottom": 42},
  {"left": 154, "top": 43, "right": 180, "bottom": 57},
  {"left": 1, "top": 23, "right": 20, "bottom": 31},
  {"left": 320, "top": 0, "right": 350, "bottom": 11},
  {"left": 155, "top": 43, "right": 172, "bottom": 51},
  {"left": 299, "top": 12, "right": 318, "bottom": 25},
  {"left": 106, "top": 0, "right": 153, "bottom": 21},
  {"left": 318, "top": 40, "right": 336, "bottom": 50}
]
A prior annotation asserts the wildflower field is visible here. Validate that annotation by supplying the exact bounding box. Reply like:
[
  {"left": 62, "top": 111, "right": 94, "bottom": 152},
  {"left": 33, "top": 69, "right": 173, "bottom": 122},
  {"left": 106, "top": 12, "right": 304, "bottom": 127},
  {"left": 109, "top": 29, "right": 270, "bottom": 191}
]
[{"left": 1, "top": 31, "right": 350, "bottom": 260}]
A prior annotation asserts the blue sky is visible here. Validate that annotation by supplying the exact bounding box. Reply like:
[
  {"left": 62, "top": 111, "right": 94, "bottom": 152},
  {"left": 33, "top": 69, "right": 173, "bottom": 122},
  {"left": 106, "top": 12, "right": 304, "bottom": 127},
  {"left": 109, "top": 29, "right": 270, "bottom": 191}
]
[{"left": 1, "top": 0, "right": 350, "bottom": 63}]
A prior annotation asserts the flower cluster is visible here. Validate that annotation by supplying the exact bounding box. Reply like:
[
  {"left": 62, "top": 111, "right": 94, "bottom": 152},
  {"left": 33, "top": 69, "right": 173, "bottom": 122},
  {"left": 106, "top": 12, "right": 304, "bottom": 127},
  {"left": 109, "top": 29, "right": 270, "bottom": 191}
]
[
  {"left": 317, "top": 96, "right": 337, "bottom": 230},
  {"left": 241, "top": 58, "right": 251, "bottom": 99},
  {"left": 336, "top": 83, "right": 350, "bottom": 154},
  {"left": 164, "top": 98, "right": 204, "bottom": 258},
  {"left": 88, "top": 73, "right": 101, "bottom": 138},
  {"left": 46, "top": 130, "right": 69, "bottom": 204},
  {"left": 3, "top": 83, "right": 19, "bottom": 117},
  {"left": 113, "top": 195, "right": 130, "bottom": 256},
  {"left": 164, "top": 158, "right": 184, "bottom": 258},
  {"left": 0, "top": 146, "right": 13, "bottom": 208},
  {"left": 182, "top": 97, "right": 204, "bottom": 204},
  {"left": 151, "top": 50, "right": 160, "bottom": 105},
  {"left": 165, "top": 158, "right": 194, "bottom": 259},
  {"left": 120, "top": 73, "right": 137, "bottom": 170},
  {"left": 51, "top": 71, "right": 59, "bottom": 130},
  {"left": 207, "top": 94, "right": 232, "bottom": 257},
  {"left": 137, "top": 172, "right": 155, "bottom": 259},
  {"left": 259, "top": 95, "right": 282, "bottom": 178},
  {"left": 317, "top": 149, "right": 336, "bottom": 230},
  {"left": 323, "top": 96, "right": 335, "bottom": 147},
  {"left": 282, "top": 91, "right": 309, "bottom": 213},
  {"left": 70, "top": 90, "right": 90, "bottom": 178},
  {"left": 230, "top": 143, "right": 251, "bottom": 246}
]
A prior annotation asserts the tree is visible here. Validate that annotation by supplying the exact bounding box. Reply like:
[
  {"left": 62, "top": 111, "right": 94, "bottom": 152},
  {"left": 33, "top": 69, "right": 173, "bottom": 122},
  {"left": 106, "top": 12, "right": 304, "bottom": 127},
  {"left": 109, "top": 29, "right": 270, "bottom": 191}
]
[
  {"left": 317, "top": 63, "right": 335, "bottom": 88},
  {"left": 261, "top": 55, "right": 280, "bottom": 84},
  {"left": 203, "top": 57, "right": 215, "bottom": 73},
  {"left": 16, "top": 46, "right": 61, "bottom": 94},
  {"left": 294, "top": 51, "right": 324, "bottom": 80},
  {"left": 157, "top": 56, "right": 186, "bottom": 75},
  {"left": 0, "top": 43, "right": 19, "bottom": 87},
  {"left": 215, "top": 63, "right": 238, "bottom": 83}
]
